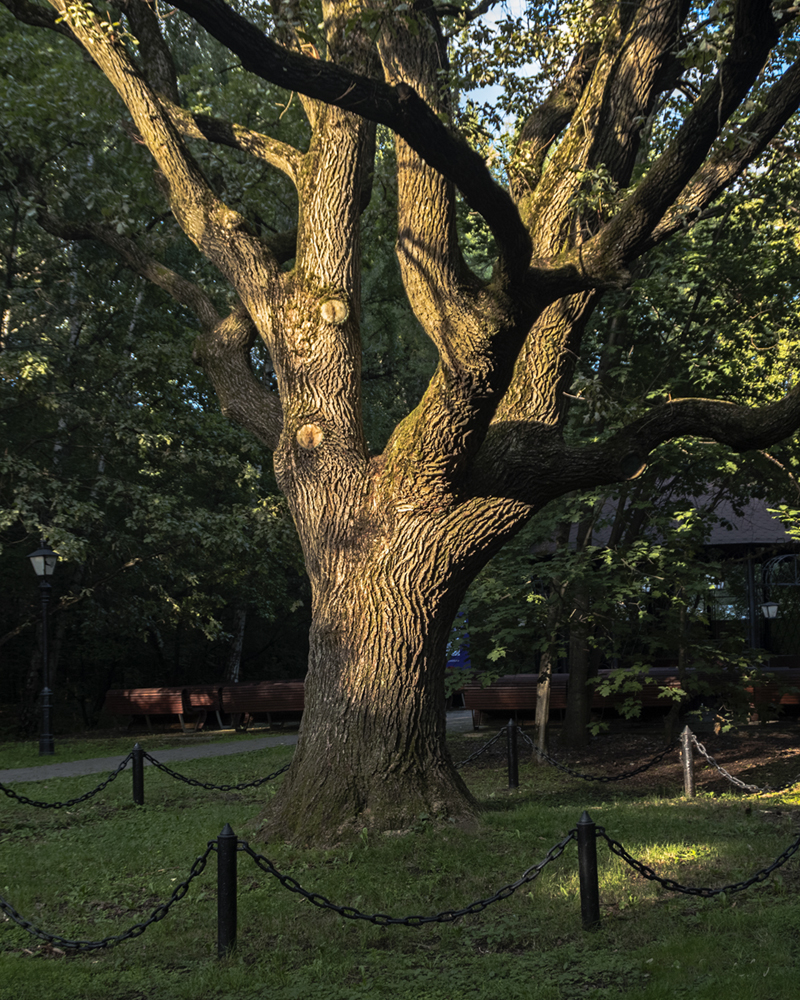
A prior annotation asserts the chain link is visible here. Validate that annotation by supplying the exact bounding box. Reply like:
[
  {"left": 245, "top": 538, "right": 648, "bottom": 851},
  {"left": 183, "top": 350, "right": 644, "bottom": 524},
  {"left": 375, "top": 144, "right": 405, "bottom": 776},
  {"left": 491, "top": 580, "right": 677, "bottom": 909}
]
[
  {"left": 689, "top": 734, "right": 800, "bottom": 795},
  {"left": 237, "top": 830, "right": 575, "bottom": 926},
  {"left": 142, "top": 751, "right": 290, "bottom": 791},
  {"left": 598, "top": 826, "right": 800, "bottom": 897},
  {"left": 0, "top": 842, "right": 215, "bottom": 951},
  {"left": 0, "top": 753, "right": 133, "bottom": 810},
  {"left": 518, "top": 729, "right": 678, "bottom": 782}
]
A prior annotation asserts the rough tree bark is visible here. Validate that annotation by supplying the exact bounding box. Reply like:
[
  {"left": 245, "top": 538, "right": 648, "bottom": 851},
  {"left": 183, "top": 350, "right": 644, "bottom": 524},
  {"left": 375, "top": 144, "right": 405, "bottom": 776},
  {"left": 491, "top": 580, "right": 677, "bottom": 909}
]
[{"left": 4, "top": 0, "right": 800, "bottom": 842}]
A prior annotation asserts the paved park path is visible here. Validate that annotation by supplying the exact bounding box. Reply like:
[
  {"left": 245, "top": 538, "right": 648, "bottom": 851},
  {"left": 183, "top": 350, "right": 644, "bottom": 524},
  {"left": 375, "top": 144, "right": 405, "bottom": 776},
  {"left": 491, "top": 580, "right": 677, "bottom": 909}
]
[{"left": 0, "top": 710, "right": 475, "bottom": 785}]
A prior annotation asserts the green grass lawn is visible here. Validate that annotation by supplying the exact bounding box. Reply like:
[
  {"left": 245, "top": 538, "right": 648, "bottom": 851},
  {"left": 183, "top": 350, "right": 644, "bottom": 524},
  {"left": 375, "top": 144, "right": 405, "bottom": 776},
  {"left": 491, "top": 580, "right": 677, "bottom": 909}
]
[{"left": 2, "top": 732, "right": 800, "bottom": 1000}]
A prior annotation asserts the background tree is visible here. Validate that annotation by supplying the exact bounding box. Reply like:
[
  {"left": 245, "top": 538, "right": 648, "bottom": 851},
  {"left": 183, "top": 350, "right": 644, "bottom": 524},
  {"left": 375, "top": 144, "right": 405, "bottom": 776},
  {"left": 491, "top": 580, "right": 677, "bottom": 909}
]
[
  {"left": 0, "top": 28, "right": 311, "bottom": 731},
  {"left": 459, "top": 125, "right": 800, "bottom": 748},
  {"left": 2, "top": 0, "right": 800, "bottom": 843},
  {"left": 0, "top": 211, "right": 312, "bottom": 729}
]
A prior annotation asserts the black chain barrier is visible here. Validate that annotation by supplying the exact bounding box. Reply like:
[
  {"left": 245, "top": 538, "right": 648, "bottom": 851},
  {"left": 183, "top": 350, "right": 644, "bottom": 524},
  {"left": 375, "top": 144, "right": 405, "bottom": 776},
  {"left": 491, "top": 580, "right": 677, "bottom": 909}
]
[
  {"left": 141, "top": 750, "right": 291, "bottom": 791},
  {"left": 4, "top": 815, "right": 800, "bottom": 953},
  {"left": 0, "top": 842, "right": 215, "bottom": 952},
  {"left": 689, "top": 734, "right": 800, "bottom": 796},
  {"left": 0, "top": 753, "right": 134, "bottom": 810},
  {"left": 457, "top": 723, "right": 800, "bottom": 794},
  {"left": 598, "top": 825, "right": 800, "bottom": 897},
  {"left": 517, "top": 728, "right": 678, "bottom": 782},
  {"left": 237, "top": 830, "right": 576, "bottom": 926},
  {"left": 453, "top": 727, "right": 506, "bottom": 769}
]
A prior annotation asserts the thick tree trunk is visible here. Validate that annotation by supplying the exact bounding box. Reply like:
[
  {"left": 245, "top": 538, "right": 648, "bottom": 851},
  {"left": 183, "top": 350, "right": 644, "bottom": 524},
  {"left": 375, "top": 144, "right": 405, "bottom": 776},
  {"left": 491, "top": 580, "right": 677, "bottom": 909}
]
[{"left": 259, "top": 531, "right": 479, "bottom": 844}]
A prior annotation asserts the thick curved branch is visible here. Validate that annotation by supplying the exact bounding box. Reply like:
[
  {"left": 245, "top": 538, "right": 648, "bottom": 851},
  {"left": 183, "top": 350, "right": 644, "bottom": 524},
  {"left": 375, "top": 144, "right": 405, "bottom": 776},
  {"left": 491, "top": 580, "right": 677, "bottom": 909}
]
[
  {"left": 509, "top": 41, "right": 601, "bottom": 201},
  {"left": 0, "top": 0, "right": 76, "bottom": 39},
  {"left": 42, "top": 0, "right": 283, "bottom": 313},
  {"left": 521, "top": 0, "right": 688, "bottom": 259},
  {"left": 29, "top": 196, "right": 284, "bottom": 449},
  {"left": 15, "top": 164, "right": 221, "bottom": 329},
  {"left": 194, "top": 306, "right": 283, "bottom": 450},
  {"left": 162, "top": 100, "right": 303, "bottom": 184},
  {"left": 471, "top": 383, "right": 800, "bottom": 508},
  {"left": 561, "top": 385, "right": 800, "bottom": 493},
  {"left": 53, "top": 220, "right": 219, "bottom": 329},
  {"left": 2, "top": 0, "right": 303, "bottom": 185},
  {"left": 118, "top": 0, "right": 179, "bottom": 102},
  {"left": 376, "top": 3, "right": 473, "bottom": 361},
  {"left": 165, "top": 0, "right": 532, "bottom": 278}
]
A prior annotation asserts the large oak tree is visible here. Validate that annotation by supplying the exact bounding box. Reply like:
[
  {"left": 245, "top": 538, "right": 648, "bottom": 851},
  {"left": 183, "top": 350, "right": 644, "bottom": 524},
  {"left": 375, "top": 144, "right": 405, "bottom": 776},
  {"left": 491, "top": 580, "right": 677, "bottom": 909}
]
[{"left": 3, "top": 0, "right": 800, "bottom": 842}]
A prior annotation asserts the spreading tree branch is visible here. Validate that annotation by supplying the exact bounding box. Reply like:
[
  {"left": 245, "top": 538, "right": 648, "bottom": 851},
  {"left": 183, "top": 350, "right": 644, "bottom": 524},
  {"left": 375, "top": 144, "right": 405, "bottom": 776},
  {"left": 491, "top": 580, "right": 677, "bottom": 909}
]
[
  {"left": 0, "top": 0, "right": 76, "bottom": 39},
  {"left": 574, "top": 0, "right": 781, "bottom": 278},
  {"left": 161, "top": 99, "right": 304, "bottom": 183},
  {"left": 38, "top": 212, "right": 221, "bottom": 329},
  {"left": 118, "top": 0, "right": 179, "bottom": 102},
  {"left": 562, "top": 385, "right": 800, "bottom": 493},
  {"left": 163, "top": 0, "right": 534, "bottom": 279},
  {"left": 471, "top": 380, "right": 800, "bottom": 509},
  {"left": 509, "top": 40, "right": 601, "bottom": 200},
  {"left": 39, "top": 0, "right": 286, "bottom": 331},
  {"left": 194, "top": 305, "right": 284, "bottom": 450},
  {"left": 647, "top": 57, "right": 800, "bottom": 249},
  {"left": 16, "top": 173, "right": 285, "bottom": 449}
]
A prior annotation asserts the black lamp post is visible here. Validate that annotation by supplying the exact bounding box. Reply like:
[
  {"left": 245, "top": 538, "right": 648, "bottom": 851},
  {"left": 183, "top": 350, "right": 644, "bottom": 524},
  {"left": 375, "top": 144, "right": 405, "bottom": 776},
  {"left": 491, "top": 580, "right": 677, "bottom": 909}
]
[
  {"left": 28, "top": 543, "right": 59, "bottom": 755},
  {"left": 760, "top": 600, "right": 779, "bottom": 655}
]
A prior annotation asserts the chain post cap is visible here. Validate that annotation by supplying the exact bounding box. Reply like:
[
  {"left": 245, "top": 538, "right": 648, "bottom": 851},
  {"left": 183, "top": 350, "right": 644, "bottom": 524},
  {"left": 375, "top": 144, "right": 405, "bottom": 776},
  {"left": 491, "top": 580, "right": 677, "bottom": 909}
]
[
  {"left": 220, "top": 823, "right": 236, "bottom": 839},
  {"left": 578, "top": 811, "right": 594, "bottom": 826}
]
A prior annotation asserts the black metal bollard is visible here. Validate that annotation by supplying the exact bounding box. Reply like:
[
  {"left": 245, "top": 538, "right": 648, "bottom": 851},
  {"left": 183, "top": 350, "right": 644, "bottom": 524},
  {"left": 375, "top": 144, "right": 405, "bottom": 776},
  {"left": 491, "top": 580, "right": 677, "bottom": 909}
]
[
  {"left": 506, "top": 718, "right": 519, "bottom": 788},
  {"left": 577, "top": 811, "right": 601, "bottom": 931},
  {"left": 132, "top": 743, "right": 144, "bottom": 806},
  {"left": 680, "top": 726, "right": 695, "bottom": 799},
  {"left": 217, "top": 824, "right": 238, "bottom": 958}
]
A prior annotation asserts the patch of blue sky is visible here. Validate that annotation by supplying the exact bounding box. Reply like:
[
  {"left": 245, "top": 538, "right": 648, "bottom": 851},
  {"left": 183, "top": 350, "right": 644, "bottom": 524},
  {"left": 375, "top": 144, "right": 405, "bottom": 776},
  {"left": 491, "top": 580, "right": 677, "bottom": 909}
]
[{"left": 455, "top": 0, "right": 545, "bottom": 154}]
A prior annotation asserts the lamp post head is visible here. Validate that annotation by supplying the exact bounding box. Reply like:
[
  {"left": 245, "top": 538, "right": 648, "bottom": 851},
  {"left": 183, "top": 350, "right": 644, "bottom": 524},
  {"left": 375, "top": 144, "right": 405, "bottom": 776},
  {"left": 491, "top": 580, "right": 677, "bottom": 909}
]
[
  {"left": 28, "top": 543, "right": 59, "bottom": 578},
  {"left": 761, "top": 601, "right": 779, "bottom": 620}
]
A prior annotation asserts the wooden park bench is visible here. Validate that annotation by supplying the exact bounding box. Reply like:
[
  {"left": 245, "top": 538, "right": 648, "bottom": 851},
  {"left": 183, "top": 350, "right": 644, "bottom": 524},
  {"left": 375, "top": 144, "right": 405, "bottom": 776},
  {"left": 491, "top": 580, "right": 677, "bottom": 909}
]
[
  {"left": 463, "top": 667, "right": 686, "bottom": 728},
  {"left": 462, "top": 663, "right": 800, "bottom": 728},
  {"left": 220, "top": 680, "right": 305, "bottom": 730},
  {"left": 103, "top": 681, "right": 306, "bottom": 732},
  {"left": 462, "top": 673, "right": 568, "bottom": 729},
  {"left": 745, "top": 667, "right": 800, "bottom": 720},
  {"left": 103, "top": 687, "right": 194, "bottom": 733},
  {"left": 592, "top": 666, "right": 684, "bottom": 710}
]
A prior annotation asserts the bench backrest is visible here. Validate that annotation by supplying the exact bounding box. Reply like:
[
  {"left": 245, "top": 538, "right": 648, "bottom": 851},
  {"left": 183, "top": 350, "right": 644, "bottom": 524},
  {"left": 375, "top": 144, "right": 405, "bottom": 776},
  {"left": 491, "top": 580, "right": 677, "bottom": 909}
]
[
  {"left": 463, "top": 674, "right": 569, "bottom": 711},
  {"left": 183, "top": 685, "right": 223, "bottom": 711},
  {"left": 220, "top": 680, "right": 305, "bottom": 714},
  {"left": 103, "top": 688, "right": 186, "bottom": 715}
]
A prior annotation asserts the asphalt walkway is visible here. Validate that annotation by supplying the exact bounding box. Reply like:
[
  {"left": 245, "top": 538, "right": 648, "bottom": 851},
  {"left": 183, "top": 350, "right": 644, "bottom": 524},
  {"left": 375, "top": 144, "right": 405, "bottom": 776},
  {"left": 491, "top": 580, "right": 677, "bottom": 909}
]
[{"left": 0, "top": 710, "right": 475, "bottom": 785}]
